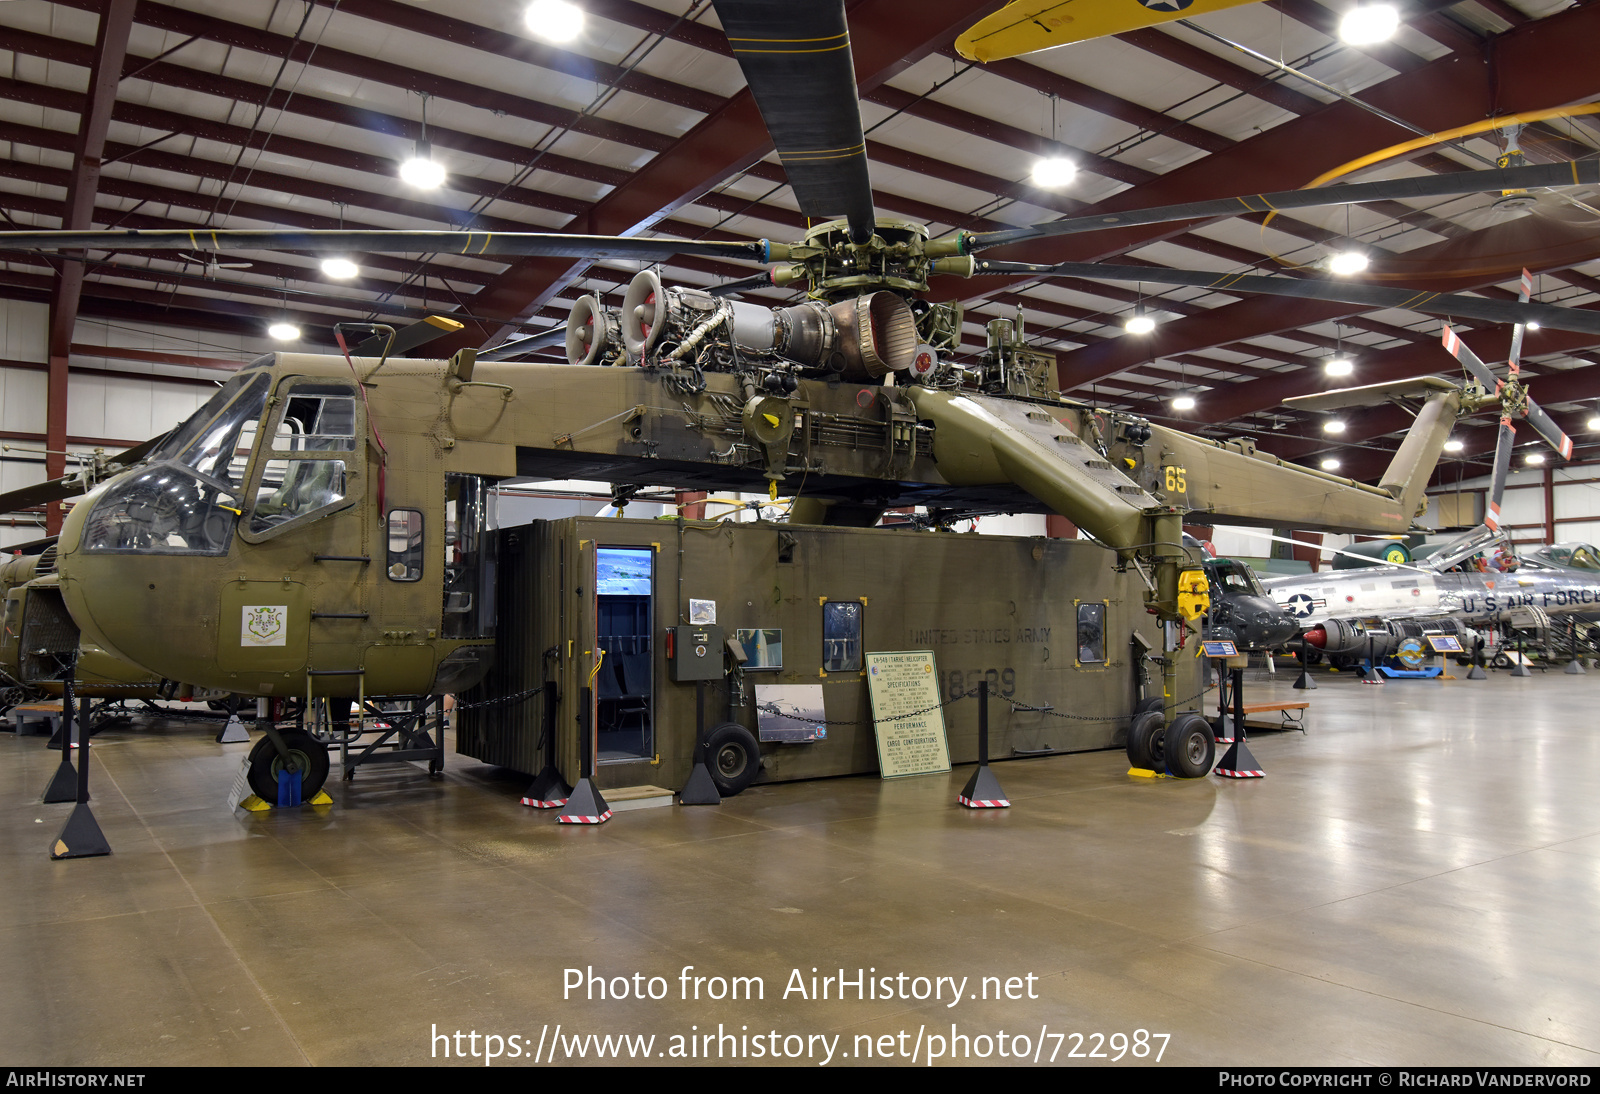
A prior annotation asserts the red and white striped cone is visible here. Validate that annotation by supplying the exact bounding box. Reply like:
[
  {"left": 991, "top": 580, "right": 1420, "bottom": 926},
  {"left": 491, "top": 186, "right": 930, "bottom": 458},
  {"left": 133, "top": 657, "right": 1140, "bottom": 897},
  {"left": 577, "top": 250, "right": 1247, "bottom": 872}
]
[
  {"left": 556, "top": 778, "right": 612, "bottom": 824},
  {"left": 1213, "top": 714, "right": 1235, "bottom": 745},
  {"left": 958, "top": 764, "right": 1010, "bottom": 808},
  {"left": 520, "top": 764, "right": 572, "bottom": 809},
  {"left": 1214, "top": 738, "right": 1265, "bottom": 779}
]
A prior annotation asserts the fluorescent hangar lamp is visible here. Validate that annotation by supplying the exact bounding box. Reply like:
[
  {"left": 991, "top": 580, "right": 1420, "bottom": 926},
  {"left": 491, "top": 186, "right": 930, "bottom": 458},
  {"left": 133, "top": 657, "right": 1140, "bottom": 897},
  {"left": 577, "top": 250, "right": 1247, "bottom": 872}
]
[
  {"left": 321, "top": 257, "right": 359, "bottom": 279},
  {"left": 1323, "top": 419, "right": 1346, "bottom": 434},
  {"left": 268, "top": 322, "right": 300, "bottom": 341},
  {"left": 1328, "top": 250, "right": 1369, "bottom": 276},
  {"left": 526, "top": 0, "right": 584, "bottom": 42},
  {"left": 1320, "top": 458, "right": 1341, "bottom": 471},
  {"left": 1526, "top": 452, "right": 1546, "bottom": 465},
  {"left": 1339, "top": 4, "right": 1399, "bottom": 45},
  {"left": 400, "top": 143, "right": 446, "bottom": 189},
  {"left": 1030, "top": 157, "right": 1077, "bottom": 189},
  {"left": 1588, "top": 417, "right": 1600, "bottom": 431},
  {"left": 1444, "top": 439, "right": 1465, "bottom": 453},
  {"left": 1171, "top": 394, "right": 1196, "bottom": 411}
]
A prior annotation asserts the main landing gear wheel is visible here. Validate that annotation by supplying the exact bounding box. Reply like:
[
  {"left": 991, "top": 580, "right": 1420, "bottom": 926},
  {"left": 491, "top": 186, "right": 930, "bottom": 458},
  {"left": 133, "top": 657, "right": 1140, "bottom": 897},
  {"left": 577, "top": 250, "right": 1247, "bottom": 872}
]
[
  {"left": 1164, "top": 713, "right": 1216, "bottom": 779},
  {"left": 704, "top": 722, "right": 761, "bottom": 796},
  {"left": 245, "top": 729, "right": 330, "bottom": 801},
  {"left": 1126, "top": 710, "right": 1166, "bottom": 771}
]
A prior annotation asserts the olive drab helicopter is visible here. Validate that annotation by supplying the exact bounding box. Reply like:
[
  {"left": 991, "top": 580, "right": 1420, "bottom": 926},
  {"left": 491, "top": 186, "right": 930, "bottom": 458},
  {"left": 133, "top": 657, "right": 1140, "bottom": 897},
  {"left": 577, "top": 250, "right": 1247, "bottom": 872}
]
[{"left": 1, "top": 1, "right": 1596, "bottom": 798}]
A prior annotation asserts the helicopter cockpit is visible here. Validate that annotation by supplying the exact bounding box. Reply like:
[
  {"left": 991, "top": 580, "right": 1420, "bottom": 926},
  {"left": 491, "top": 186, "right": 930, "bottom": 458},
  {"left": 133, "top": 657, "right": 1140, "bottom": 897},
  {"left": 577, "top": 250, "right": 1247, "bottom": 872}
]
[{"left": 76, "top": 362, "right": 361, "bottom": 557}]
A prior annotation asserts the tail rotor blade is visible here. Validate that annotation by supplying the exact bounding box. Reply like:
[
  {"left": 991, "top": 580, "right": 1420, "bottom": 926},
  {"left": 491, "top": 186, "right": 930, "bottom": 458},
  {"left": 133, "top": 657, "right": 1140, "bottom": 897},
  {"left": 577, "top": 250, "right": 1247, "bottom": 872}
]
[
  {"left": 1440, "top": 324, "right": 1502, "bottom": 394},
  {"left": 1523, "top": 398, "right": 1575, "bottom": 460},
  {"left": 1485, "top": 416, "right": 1515, "bottom": 533},
  {"left": 1507, "top": 268, "right": 1533, "bottom": 376}
]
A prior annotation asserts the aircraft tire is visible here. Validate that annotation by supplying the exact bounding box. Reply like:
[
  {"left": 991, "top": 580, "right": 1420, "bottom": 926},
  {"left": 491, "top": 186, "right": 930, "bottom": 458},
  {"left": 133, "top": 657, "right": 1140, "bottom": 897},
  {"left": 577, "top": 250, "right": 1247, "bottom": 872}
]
[
  {"left": 246, "top": 729, "right": 330, "bottom": 802},
  {"left": 1164, "top": 713, "right": 1215, "bottom": 778},
  {"left": 1492, "top": 652, "right": 1512, "bottom": 669},
  {"left": 1126, "top": 710, "right": 1166, "bottom": 771},
  {"left": 705, "top": 722, "right": 761, "bottom": 796},
  {"left": 1133, "top": 696, "right": 1163, "bottom": 717}
]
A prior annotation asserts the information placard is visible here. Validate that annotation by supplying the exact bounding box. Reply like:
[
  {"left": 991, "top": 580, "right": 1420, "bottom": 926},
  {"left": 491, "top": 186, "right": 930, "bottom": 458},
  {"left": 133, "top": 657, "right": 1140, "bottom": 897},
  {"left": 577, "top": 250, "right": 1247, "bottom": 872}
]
[{"left": 865, "top": 651, "right": 951, "bottom": 779}]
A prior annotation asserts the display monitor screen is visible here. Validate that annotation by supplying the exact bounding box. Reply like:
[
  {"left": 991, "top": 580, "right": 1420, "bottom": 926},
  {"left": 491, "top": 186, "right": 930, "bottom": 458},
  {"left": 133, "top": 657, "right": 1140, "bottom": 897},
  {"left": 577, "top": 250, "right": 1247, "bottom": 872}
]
[{"left": 597, "top": 548, "right": 653, "bottom": 595}]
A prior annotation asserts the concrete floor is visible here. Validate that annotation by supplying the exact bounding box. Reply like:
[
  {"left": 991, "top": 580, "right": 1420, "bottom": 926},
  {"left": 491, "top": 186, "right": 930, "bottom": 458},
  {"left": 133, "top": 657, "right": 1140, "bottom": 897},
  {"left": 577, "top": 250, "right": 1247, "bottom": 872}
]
[{"left": 3, "top": 668, "right": 1599, "bottom": 1068}]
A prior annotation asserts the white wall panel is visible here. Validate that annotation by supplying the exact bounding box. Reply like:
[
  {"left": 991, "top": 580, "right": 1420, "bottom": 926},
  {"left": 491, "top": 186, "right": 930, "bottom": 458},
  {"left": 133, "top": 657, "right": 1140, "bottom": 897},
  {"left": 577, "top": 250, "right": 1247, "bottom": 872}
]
[
  {"left": 0, "top": 367, "right": 46, "bottom": 434},
  {"left": 0, "top": 298, "right": 47, "bottom": 363},
  {"left": 65, "top": 371, "right": 107, "bottom": 440}
]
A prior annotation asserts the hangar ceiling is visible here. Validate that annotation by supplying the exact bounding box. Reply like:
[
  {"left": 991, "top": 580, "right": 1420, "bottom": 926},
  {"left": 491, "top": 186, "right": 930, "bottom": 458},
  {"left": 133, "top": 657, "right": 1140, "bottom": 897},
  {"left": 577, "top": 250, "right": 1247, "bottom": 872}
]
[{"left": 3, "top": 0, "right": 1600, "bottom": 492}]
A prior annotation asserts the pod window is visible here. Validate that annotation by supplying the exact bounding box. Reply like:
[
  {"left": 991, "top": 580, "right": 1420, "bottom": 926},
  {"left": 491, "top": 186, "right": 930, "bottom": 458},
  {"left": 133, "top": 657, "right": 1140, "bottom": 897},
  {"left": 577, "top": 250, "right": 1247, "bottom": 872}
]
[
  {"left": 822, "top": 601, "right": 862, "bottom": 673},
  {"left": 387, "top": 509, "right": 424, "bottom": 582}
]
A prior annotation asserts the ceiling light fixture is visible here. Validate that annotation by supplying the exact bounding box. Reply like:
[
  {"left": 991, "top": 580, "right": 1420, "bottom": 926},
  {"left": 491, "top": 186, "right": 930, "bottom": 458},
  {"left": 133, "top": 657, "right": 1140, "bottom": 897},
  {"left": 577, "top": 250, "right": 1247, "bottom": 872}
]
[
  {"left": 1031, "top": 157, "right": 1076, "bottom": 189},
  {"left": 1325, "top": 356, "right": 1353, "bottom": 377},
  {"left": 268, "top": 321, "right": 300, "bottom": 341},
  {"left": 321, "top": 257, "right": 359, "bottom": 279},
  {"left": 1030, "top": 93, "right": 1076, "bottom": 189},
  {"left": 1526, "top": 451, "right": 1546, "bottom": 465},
  {"left": 1323, "top": 419, "right": 1346, "bottom": 434},
  {"left": 1444, "top": 439, "right": 1465, "bottom": 453},
  {"left": 1320, "top": 457, "right": 1341, "bottom": 471},
  {"left": 1125, "top": 311, "right": 1156, "bottom": 335},
  {"left": 1588, "top": 416, "right": 1600, "bottom": 431},
  {"left": 526, "top": 0, "right": 584, "bottom": 43},
  {"left": 1526, "top": 319, "right": 1541, "bottom": 330},
  {"left": 1171, "top": 394, "right": 1196, "bottom": 411},
  {"left": 1125, "top": 283, "right": 1155, "bottom": 334},
  {"left": 1339, "top": 4, "right": 1400, "bottom": 45},
  {"left": 399, "top": 93, "right": 446, "bottom": 189},
  {"left": 1328, "top": 249, "right": 1369, "bottom": 276}
]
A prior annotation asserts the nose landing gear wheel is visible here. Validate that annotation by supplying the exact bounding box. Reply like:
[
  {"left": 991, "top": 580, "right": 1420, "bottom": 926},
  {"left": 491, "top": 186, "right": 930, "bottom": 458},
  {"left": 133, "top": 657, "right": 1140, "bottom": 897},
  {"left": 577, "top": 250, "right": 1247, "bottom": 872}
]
[{"left": 245, "top": 728, "right": 331, "bottom": 802}]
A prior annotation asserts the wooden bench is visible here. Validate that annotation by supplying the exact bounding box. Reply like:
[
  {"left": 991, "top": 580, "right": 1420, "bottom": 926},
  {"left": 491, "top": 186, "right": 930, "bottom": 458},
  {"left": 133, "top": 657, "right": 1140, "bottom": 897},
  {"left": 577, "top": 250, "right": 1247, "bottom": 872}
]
[
  {"left": 1238, "top": 700, "right": 1308, "bottom": 734},
  {"left": 10, "top": 701, "right": 63, "bottom": 737}
]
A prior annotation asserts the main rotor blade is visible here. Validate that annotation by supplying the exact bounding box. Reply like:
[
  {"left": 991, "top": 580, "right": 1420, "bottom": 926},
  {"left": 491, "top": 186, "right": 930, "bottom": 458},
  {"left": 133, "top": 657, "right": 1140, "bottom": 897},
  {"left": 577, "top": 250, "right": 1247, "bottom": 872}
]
[
  {"left": 352, "top": 315, "right": 466, "bottom": 357},
  {"left": 0, "top": 477, "right": 84, "bottom": 517},
  {"left": 478, "top": 327, "right": 567, "bottom": 361},
  {"left": 706, "top": 272, "right": 776, "bottom": 298},
  {"left": 962, "top": 161, "right": 1600, "bottom": 252},
  {"left": 0, "top": 229, "right": 767, "bottom": 263},
  {"left": 713, "top": 0, "right": 875, "bottom": 245},
  {"left": 974, "top": 259, "right": 1600, "bottom": 337}
]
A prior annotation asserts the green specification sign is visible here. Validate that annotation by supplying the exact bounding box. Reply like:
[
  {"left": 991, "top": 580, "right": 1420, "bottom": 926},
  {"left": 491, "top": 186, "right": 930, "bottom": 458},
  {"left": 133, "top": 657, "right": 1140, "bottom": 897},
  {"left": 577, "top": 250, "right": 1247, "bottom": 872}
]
[{"left": 866, "top": 650, "right": 952, "bottom": 779}]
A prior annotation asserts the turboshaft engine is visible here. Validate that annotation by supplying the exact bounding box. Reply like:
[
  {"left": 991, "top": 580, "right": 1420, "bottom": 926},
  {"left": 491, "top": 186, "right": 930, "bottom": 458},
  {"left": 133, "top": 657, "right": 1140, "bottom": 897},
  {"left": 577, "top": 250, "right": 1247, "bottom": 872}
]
[{"left": 566, "top": 269, "right": 919, "bottom": 382}]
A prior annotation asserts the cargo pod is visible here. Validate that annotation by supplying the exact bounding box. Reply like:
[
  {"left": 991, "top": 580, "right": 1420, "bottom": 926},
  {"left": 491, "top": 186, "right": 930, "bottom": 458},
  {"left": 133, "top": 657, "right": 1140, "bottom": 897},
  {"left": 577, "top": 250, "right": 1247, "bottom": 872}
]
[{"left": 456, "top": 516, "right": 1193, "bottom": 796}]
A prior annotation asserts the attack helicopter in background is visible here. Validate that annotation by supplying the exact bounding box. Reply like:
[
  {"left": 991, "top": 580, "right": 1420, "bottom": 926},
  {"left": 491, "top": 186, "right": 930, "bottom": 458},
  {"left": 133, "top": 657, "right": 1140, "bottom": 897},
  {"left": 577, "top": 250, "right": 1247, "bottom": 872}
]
[{"left": 0, "top": 1, "right": 1594, "bottom": 797}]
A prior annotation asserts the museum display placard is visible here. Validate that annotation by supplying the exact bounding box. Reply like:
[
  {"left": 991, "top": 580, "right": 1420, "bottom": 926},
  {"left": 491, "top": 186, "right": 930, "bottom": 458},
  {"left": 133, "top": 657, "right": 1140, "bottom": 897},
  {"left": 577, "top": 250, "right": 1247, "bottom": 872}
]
[{"left": 865, "top": 650, "right": 951, "bottom": 779}]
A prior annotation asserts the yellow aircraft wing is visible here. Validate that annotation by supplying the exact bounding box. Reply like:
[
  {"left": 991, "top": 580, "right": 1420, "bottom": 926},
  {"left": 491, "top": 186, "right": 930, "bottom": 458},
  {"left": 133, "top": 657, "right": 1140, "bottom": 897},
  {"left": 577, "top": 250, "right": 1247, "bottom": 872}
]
[{"left": 956, "top": 0, "right": 1261, "bottom": 62}]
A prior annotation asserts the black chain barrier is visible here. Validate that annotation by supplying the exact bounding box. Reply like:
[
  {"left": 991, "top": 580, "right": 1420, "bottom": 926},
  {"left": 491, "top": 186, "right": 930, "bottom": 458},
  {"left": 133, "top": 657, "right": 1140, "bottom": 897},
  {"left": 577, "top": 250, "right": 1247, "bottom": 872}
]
[{"left": 756, "top": 686, "right": 1213, "bottom": 729}]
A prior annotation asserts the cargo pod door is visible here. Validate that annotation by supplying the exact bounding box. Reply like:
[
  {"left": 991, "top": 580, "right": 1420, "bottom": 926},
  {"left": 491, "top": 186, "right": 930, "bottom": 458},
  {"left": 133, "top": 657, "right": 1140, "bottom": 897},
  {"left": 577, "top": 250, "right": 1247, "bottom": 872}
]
[{"left": 594, "top": 545, "right": 654, "bottom": 762}]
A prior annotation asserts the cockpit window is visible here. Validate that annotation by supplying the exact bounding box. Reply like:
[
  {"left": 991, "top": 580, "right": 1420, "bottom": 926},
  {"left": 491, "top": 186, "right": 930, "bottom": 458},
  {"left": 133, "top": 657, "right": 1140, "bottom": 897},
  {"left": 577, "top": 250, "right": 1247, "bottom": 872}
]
[
  {"left": 1206, "top": 560, "right": 1265, "bottom": 597},
  {"left": 148, "top": 372, "right": 263, "bottom": 466},
  {"left": 81, "top": 373, "right": 271, "bottom": 555},
  {"left": 271, "top": 383, "right": 358, "bottom": 453}
]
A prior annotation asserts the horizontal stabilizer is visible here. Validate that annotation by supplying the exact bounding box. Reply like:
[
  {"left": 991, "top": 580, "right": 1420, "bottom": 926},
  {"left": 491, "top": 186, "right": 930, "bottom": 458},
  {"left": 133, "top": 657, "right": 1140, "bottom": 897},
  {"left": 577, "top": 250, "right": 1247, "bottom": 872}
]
[{"left": 1284, "top": 376, "right": 1459, "bottom": 412}]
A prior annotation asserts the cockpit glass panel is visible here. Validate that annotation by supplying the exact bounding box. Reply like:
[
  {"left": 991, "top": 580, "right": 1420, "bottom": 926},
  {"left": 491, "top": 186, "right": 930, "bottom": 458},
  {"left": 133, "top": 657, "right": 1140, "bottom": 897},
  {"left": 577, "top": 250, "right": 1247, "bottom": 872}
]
[
  {"left": 83, "top": 374, "right": 271, "bottom": 555},
  {"left": 148, "top": 372, "right": 261, "bottom": 465},
  {"left": 249, "top": 459, "right": 348, "bottom": 533},
  {"left": 1565, "top": 546, "right": 1600, "bottom": 571},
  {"left": 175, "top": 372, "right": 271, "bottom": 491},
  {"left": 272, "top": 383, "right": 358, "bottom": 453},
  {"left": 80, "top": 466, "right": 239, "bottom": 555}
]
